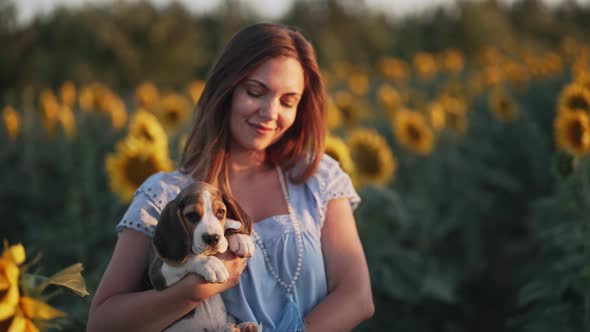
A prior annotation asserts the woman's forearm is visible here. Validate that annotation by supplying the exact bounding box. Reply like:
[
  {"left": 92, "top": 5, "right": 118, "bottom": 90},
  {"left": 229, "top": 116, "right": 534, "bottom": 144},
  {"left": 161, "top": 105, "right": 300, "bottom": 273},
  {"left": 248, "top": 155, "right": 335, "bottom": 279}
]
[
  {"left": 87, "top": 274, "right": 233, "bottom": 332},
  {"left": 304, "top": 286, "right": 374, "bottom": 332}
]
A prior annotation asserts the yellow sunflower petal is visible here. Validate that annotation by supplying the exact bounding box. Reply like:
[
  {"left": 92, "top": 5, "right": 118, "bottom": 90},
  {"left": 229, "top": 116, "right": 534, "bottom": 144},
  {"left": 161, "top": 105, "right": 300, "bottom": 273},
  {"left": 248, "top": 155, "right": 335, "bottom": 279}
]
[
  {"left": 24, "top": 318, "right": 40, "bottom": 332},
  {"left": 2, "top": 244, "right": 25, "bottom": 266},
  {"left": 325, "top": 134, "right": 355, "bottom": 175},
  {"left": 19, "top": 297, "right": 65, "bottom": 320},
  {"left": 0, "top": 260, "right": 20, "bottom": 320},
  {"left": 7, "top": 313, "right": 26, "bottom": 332}
]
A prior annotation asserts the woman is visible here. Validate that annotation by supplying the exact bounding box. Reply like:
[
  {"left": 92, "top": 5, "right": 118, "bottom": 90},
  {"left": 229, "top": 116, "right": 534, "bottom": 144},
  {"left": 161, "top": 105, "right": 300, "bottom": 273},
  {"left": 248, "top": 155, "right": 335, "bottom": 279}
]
[{"left": 88, "top": 23, "right": 374, "bottom": 332}]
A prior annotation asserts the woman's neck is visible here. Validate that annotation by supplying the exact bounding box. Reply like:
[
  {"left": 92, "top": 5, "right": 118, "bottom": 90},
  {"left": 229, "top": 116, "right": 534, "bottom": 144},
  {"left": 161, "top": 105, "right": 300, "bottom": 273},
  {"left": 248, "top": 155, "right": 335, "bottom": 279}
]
[{"left": 227, "top": 148, "right": 272, "bottom": 180}]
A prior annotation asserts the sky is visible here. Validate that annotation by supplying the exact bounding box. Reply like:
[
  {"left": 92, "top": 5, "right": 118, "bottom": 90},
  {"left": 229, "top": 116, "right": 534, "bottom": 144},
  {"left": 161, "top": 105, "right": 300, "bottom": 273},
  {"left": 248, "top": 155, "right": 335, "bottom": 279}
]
[{"left": 8, "top": 0, "right": 590, "bottom": 25}]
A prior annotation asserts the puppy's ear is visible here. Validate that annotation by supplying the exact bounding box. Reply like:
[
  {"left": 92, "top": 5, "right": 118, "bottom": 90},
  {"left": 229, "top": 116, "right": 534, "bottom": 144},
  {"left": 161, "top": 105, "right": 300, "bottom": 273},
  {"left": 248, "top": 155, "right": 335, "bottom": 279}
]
[
  {"left": 222, "top": 193, "right": 253, "bottom": 236},
  {"left": 153, "top": 198, "right": 190, "bottom": 265}
]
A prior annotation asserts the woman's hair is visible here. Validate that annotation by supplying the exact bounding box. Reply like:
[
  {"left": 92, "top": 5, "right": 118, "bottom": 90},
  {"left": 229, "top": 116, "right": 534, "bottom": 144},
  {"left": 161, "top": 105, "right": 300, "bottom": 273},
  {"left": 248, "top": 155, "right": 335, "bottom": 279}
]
[{"left": 179, "top": 23, "right": 326, "bottom": 194}]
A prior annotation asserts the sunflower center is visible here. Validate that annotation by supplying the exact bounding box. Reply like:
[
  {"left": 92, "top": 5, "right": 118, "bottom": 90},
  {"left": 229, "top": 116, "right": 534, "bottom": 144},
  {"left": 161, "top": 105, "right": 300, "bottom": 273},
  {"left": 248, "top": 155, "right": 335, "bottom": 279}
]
[
  {"left": 568, "top": 96, "right": 589, "bottom": 111},
  {"left": 407, "top": 124, "right": 422, "bottom": 142},
  {"left": 568, "top": 121, "right": 587, "bottom": 148},
  {"left": 340, "top": 107, "right": 352, "bottom": 122},
  {"left": 355, "top": 145, "right": 381, "bottom": 176},
  {"left": 124, "top": 155, "right": 159, "bottom": 188},
  {"left": 166, "top": 110, "right": 179, "bottom": 122},
  {"left": 139, "top": 127, "right": 155, "bottom": 142}
]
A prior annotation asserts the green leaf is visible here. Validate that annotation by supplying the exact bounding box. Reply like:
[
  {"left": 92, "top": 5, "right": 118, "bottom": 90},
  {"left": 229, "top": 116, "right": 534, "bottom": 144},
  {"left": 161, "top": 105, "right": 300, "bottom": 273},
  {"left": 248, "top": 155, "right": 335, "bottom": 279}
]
[{"left": 44, "top": 263, "right": 90, "bottom": 297}]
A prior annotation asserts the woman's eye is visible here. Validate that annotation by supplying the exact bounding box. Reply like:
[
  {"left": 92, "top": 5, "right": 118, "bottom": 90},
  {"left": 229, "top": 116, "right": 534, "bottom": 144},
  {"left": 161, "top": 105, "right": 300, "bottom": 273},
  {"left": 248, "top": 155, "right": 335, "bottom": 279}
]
[
  {"left": 281, "top": 101, "right": 295, "bottom": 108},
  {"left": 184, "top": 212, "right": 200, "bottom": 223},
  {"left": 247, "top": 90, "right": 261, "bottom": 97},
  {"left": 216, "top": 208, "right": 225, "bottom": 219}
]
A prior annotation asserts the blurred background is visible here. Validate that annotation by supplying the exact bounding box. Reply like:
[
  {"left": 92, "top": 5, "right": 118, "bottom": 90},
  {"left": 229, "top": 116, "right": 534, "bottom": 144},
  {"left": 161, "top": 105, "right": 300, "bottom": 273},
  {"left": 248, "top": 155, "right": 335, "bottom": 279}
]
[{"left": 2, "top": 0, "right": 590, "bottom": 330}]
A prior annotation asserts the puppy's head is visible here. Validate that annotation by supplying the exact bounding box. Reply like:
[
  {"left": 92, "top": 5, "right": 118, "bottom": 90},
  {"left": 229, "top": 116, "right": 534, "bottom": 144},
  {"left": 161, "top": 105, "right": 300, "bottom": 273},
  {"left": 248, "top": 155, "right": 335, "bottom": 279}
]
[{"left": 152, "top": 181, "right": 252, "bottom": 265}]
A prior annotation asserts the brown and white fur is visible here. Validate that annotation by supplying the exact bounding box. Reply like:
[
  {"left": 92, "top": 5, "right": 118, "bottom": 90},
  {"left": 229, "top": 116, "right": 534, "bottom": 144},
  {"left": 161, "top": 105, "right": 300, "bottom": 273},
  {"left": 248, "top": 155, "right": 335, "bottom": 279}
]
[{"left": 148, "top": 181, "right": 259, "bottom": 332}]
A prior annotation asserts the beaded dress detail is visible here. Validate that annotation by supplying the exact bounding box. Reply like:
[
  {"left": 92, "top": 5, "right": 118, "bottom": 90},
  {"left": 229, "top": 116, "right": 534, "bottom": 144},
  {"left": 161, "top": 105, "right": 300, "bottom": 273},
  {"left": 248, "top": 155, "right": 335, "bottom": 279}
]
[{"left": 250, "top": 166, "right": 305, "bottom": 331}]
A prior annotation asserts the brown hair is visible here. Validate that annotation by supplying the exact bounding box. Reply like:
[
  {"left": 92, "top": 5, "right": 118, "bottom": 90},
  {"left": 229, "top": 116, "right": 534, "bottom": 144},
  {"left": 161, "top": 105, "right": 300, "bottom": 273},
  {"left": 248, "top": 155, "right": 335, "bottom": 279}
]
[{"left": 179, "top": 23, "right": 326, "bottom": 194}]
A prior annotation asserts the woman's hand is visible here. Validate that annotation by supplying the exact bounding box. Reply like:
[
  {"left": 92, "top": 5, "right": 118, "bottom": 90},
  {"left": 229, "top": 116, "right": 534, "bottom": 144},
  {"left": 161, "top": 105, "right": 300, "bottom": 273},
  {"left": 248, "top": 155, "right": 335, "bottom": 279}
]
[
  {"left": 179, "top": 250, "right": 249, "bottom": 302},
  {"left": 218, "top": 249, "right": 249, "bottom": 287}
]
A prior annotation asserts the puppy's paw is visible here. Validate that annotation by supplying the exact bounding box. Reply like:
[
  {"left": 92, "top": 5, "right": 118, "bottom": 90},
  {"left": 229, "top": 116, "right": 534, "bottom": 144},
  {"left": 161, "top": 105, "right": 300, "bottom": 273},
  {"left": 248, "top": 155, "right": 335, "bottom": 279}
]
[
  {"left": 196, "top": 256, "right": 229, "bottom": 283},
  {"left": 227, "top": 234, "right": 255, "bottom": 258}
]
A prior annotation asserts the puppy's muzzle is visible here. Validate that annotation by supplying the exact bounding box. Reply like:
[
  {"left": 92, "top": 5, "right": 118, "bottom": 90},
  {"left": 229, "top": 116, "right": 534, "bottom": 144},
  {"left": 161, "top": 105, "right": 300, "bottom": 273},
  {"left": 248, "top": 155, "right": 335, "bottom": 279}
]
[{"left": 203, "top": 233, "right": 220, "bottom": 246}]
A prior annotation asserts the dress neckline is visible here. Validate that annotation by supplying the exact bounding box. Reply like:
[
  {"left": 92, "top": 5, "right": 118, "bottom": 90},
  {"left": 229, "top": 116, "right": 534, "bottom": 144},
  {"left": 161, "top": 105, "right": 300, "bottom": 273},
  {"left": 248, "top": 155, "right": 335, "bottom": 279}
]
[{"left": 252, "top": 166, "right": 291, "bottom": 224}]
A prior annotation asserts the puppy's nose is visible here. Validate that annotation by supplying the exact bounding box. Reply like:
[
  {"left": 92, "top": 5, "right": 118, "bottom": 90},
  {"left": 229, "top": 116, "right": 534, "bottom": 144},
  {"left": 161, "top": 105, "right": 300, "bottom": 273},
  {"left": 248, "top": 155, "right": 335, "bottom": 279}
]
[{"left": 202, "top": 234, "right": 220, "bottom": 246}]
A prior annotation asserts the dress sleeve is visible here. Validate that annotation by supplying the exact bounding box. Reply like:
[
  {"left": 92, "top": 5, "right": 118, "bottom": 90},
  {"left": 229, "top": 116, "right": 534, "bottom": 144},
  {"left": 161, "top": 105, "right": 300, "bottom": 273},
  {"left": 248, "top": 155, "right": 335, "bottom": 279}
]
[
  {"left": 115, "top": 171, "right": 184, "bottom": 237},
  {"left": 314, "top": 155, "right": 361, "bottom": 227}
]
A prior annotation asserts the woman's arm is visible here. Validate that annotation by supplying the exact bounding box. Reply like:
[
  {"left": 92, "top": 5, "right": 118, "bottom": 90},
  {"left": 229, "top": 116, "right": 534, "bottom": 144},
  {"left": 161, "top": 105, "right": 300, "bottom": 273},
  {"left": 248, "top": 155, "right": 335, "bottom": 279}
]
[
  {"left": 87, "top": 229, "right": 247, "bottom": 332},
  {"left": 304, "top": 198, "right": 374, "bottom": 332}
]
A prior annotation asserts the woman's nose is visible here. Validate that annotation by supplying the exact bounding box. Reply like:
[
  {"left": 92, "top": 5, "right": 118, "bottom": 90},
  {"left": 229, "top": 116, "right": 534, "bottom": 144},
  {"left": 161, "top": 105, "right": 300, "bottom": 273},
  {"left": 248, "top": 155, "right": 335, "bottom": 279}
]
[{"left": 259, "top": 98, "right": 280, "bottom": 120}]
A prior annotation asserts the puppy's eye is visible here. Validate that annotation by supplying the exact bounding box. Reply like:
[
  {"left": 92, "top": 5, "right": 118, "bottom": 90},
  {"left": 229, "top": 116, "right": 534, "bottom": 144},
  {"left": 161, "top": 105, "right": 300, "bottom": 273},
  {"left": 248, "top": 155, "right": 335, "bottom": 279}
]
[
  {"left": 216, "top": 208, "right": 225, "bottom": 219},
  {"left": 184, "top": 212, "right": 200, "bottom": 223}
]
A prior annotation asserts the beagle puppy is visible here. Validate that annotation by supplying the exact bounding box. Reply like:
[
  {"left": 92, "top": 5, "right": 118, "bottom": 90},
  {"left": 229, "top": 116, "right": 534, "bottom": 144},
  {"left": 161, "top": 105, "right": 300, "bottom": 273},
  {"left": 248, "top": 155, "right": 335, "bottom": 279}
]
[{"left": 148, "top": 181, "right": 259, "bottom": 332}]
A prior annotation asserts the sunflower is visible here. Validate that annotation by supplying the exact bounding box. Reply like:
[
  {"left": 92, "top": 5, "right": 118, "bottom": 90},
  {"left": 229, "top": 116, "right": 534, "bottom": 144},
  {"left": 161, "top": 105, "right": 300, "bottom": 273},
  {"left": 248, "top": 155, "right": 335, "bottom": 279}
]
[
  {"left": 57, "top": 105, "right": 76, "bottom": 139},
  {"left": 135, "top": 81, "right": 160, "bottom": 110},
  {"left": 441, "top": 97, "right": 469, "bottom": 136},
  {"left": 348, "top": 128, "right": 396, "bottom": 187},
  {"left": 101, "top": 96, "right": 128, "bottom": 130},
  {"left": 377, "top": 84, "right": 403, "bottom": 117},
  {"left": 39, "top": 89, "right": 60, "bottom": 139},
  {"left": 542, "top": 52, "right": 563, "bottom": 77},
  {"left": 78, "top": 85, "right": 95, "bottom": 112},
  {"left": 93, "top": 84, "right": 115, "bottom": 113},
  {"left": 348, "top": 71, "right": 369, "bottom": 96},
  {"left": 504, "top": 61, "right": 529, "bottom": 90},
  {"left": 574, "top": 71, "right": 590, "bottom": 91},
  {"left": 440, "top": 48, "right": 464, "bottom": 74},
  {"left": 2, "top": 296, "right": 66, "bottom": 332},
  {"left": 481, "top": 65, "right": 503, "bottom": 88},
  {"left": 392, "top": 110, "right": 435, "bottom": 155},
  {"left": 105, "top": 136, "right": 174, "bottom": 202},
  {"left": 2, "top": 106, "right": 20, "bottom": 141},
  {"left": 557, "top": 83, "right": 590, "bottom": 114},
  {"left": 186, "top": 80, "right": 205, "bottom": 105},
  {"left": 0, "top": 244, "right": 24, "bottom": 321},
  {"left": 554, "top": 110, "right": 590, "bottom": 157},
  {"left": 377, "top": 56, "right": 410, "bottom": 82},
  {"left": 127, "top": 110, "right": 168, "bottom": 151},
  {"left": 428, "top": 102, "right": 446, "bottom": 131},
  {"left": 325, "top": 134, "right": 355, "bottom": 175},
  {"left": 325, "top": 96, "right": 342, "bottom": 131},
  {"left": 414, "top": 52, "right": 438, "bottom": 81},
  {"left": 489, "top": 89, "right": 518, "bottom": 122},
  {"left": 59, "top": 81, "right": 77, "bottom": 107},
  {"left": 334, "top": 91, "right": 364, "bottom": 128},
  {"left": 156, "top": 94, "right": 191, "bottom": 135}
]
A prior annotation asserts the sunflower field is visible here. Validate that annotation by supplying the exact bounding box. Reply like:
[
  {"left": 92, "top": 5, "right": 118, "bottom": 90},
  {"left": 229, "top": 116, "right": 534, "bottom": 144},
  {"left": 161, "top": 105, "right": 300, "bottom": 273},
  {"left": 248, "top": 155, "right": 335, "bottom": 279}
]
[{"left": 2, "top": 0, "right": 590, "bottom": 331}]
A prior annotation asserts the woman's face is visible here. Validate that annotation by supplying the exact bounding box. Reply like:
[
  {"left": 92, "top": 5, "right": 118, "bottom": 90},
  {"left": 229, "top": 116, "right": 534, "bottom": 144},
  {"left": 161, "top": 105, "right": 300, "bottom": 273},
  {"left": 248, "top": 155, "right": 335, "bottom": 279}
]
[{"left": 229, "top": 56, "right": 304, "bottom": 154}]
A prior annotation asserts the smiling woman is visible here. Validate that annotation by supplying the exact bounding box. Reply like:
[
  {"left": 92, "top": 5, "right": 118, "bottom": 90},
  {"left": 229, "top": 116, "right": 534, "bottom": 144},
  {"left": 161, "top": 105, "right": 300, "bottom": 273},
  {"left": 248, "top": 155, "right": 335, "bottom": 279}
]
[{"left": 88, "top": 23, "right": 373, "bottom": 332}]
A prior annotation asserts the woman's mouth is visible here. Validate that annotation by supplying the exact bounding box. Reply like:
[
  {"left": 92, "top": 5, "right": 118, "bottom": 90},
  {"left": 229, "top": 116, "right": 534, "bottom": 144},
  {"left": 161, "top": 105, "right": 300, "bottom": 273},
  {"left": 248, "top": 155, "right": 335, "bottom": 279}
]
[{"left": 248, "top": 122, "right": 275, "bottom": 135}]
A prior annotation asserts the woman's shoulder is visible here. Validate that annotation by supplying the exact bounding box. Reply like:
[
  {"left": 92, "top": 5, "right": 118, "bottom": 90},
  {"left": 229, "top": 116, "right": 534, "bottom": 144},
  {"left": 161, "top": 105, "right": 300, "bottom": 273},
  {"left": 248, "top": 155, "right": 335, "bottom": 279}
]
[
  {"left": 310, "top": 153, "right": 347, "bottom": 182},
  {"left": 135, "top": 169, "right": 194, "bottom": 207}
]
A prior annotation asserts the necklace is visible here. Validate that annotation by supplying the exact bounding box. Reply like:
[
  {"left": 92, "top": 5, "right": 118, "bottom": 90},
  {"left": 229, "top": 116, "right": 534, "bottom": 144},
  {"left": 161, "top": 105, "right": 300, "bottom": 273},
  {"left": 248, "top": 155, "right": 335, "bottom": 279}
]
[{"left": 251, "top": 165, "right": 303, "bottom": 294}]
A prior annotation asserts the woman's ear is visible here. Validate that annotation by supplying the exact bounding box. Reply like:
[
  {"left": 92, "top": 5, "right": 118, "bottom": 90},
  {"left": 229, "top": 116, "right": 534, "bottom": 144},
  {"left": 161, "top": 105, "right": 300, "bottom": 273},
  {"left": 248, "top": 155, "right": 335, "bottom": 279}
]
[
  {"left": 152, "top": 198, "right": 191, "bottom": 265},
  {"left": 222, "top": 192, "right": 253, "bottom": 236}
]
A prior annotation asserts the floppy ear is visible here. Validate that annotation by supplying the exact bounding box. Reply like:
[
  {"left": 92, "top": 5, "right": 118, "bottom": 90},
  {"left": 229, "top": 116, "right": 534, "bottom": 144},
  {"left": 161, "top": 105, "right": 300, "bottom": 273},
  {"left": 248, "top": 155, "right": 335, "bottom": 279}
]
[
  {"left": 153, "top": 198, "right": 191, "bottom": 265},
  {"left": 222, "top": 193, "right": 253, "bottom": 236}
]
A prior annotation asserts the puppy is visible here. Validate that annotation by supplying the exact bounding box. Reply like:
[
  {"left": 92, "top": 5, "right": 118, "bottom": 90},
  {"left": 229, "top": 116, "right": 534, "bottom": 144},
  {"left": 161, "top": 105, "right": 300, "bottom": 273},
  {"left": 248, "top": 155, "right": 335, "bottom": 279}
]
[{"left": 148, "top": 181, "right": 259, "bottom": 332}]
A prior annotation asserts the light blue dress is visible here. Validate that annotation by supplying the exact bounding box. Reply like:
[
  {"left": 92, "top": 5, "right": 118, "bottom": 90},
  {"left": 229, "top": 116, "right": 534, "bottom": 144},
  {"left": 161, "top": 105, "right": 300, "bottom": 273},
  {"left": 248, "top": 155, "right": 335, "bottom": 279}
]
[{"left": 116, "top": 155, "right": 361, "bottom": 331}]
